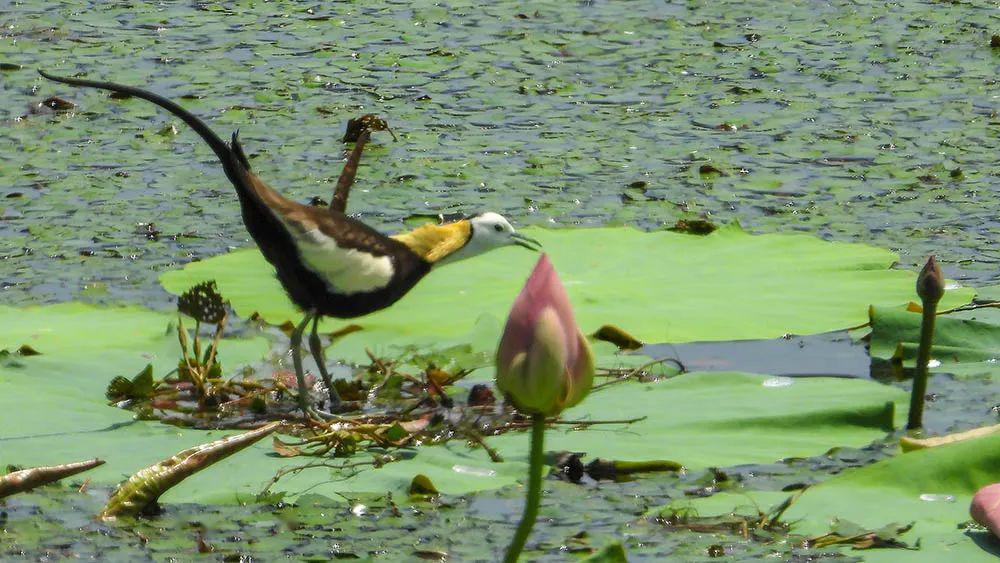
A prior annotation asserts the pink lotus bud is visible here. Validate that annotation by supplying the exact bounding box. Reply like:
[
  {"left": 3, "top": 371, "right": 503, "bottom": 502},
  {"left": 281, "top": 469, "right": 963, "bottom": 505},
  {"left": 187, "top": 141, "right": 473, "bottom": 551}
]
[
  {"left": 495, "top": 255, "right": 594, "bottom": 416},
  {"left": 971, "top": 483, "right": 1000, "bottom": 538}
]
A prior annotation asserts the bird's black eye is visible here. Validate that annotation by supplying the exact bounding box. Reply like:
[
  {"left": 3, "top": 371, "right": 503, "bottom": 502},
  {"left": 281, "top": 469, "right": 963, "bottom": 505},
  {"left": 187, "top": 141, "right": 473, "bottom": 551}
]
[{"left": 494, "top": 224, "right": 504, "bottom": 232}]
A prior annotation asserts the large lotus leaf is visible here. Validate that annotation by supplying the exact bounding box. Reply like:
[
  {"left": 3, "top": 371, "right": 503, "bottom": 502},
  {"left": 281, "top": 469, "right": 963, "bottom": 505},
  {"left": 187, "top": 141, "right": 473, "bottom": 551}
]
[
  {"left": 660, "top": 432, "right": 1000, "bottom": 561},
  {"left": 869, "top": 306, "right": 1000, "bottom": 380},
  {"left": 0, "top": 304, "right": 909, "bottom": 504},
  {"left": 486, "top": 370, "right": 906, "bottom": 470},
  {"left": 160, "top": 225, "right": 974, "bottom": 365},
  {"left": 0, "top": 303, "right": 269, "bottom": 484},
  {"left": 974, "top": 285, "right": 1000, "bottom": 302}
]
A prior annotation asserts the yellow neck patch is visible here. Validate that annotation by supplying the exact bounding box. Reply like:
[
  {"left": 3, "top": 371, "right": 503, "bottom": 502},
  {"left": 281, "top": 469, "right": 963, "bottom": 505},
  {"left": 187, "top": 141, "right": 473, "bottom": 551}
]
[{"left": 392, "top": 220, "right": 472, "bottom": 263}]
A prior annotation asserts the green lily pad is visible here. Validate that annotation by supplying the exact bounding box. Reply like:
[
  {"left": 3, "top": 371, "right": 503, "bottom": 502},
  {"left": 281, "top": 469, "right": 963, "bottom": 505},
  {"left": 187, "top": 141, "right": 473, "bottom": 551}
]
[
  {"left": 160, "top": 225, "right": 974, "bottom": 365},
  {"left": 869, "top": 306, "right": 1000, "bottom": 380},
  {"left": 486, "top": 370, "right": 905, "bottom": 471},
  {"left": 664, "top": 432, "right": 1000, "bottom": 561},
  {"left": 1, "top": 303, "right": 909, "bottom": 505},
  {"left": 973, "top": 285, "right": 1000, "bottom": 302},
  {"left": 0, "top": 303, "right": 271, "bottom": 492},
  {"left": 581, "top": 541, "right": 629, "bottom": 562}
]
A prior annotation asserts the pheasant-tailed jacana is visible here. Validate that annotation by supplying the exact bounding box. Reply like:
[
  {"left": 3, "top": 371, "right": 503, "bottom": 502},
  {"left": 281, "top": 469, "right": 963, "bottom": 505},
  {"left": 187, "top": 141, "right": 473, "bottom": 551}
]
[{"left": 40, "top": 70, "right": 540, "bottom": 419}]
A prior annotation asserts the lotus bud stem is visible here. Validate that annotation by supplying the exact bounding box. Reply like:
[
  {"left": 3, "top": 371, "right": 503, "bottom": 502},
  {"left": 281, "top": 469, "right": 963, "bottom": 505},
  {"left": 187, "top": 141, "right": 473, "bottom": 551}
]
[
  {"left": 503, "top": 413, "right": 546, "bottom": 563},
  {"left": 497, "top": 255, "right": 595, "bottom": 561},
  {"left": 906, "top": 256, "right": 944, "bottom": 431}
]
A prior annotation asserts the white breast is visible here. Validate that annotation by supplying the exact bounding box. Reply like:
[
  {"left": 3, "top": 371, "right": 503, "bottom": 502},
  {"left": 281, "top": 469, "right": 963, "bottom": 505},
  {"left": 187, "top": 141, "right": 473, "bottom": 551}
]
[{"left": 289, "top": 227, "right": 395, "bottom": 295}]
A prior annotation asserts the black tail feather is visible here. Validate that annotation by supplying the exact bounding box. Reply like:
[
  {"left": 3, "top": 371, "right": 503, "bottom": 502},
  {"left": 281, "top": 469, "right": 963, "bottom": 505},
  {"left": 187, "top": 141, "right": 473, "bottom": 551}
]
[
  {"left": 38, "top": 70, "right": 260, "bottom": 203},
  {"left": 231, "top": 130, "right": 252, "bottom": 171}
]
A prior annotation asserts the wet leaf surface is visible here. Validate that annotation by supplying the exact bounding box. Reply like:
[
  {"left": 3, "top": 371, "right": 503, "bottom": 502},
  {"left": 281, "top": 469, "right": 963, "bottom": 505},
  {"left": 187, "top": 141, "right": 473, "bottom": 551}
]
[
  {"left": 868, "top": 305, "right": 1000, "bottom": 381},
  {"left": 161, "top": 225, "right": 973, "bottom": 366}
]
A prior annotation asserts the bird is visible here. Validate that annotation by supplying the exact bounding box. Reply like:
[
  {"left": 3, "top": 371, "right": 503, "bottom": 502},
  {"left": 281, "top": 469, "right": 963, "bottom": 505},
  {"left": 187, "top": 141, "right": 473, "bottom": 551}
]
[{"left": 40, "top": 70, "right": 541, "bottom": 419}]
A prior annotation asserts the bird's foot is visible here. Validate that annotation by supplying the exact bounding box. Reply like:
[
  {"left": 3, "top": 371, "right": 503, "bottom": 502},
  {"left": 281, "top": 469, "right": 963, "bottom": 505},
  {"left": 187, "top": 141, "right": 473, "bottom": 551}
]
[
  {"left": 325, "top": 387, "right": 344, "bottom": 412},
  {"left": 294, "top": 398, "right": 341, "bottom": 422},
  {"left": 313, "top": 407, "right": 343, "bottom": 421}
]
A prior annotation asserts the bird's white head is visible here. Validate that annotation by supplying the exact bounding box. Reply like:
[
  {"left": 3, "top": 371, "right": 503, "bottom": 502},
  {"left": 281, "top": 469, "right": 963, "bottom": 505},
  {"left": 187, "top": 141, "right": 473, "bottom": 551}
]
[
  {"left": 443, "top": 212, "right": 541, "bottom": 264},
  {"left": 392, "top": 211, "right": 541, "bottom": 265}
]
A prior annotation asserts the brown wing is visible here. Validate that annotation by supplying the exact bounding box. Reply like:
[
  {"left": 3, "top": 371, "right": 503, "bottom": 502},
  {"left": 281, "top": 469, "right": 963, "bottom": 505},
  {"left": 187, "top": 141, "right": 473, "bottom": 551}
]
[{"left": 241, "top": 173, "right": 431, "bottom": 317}]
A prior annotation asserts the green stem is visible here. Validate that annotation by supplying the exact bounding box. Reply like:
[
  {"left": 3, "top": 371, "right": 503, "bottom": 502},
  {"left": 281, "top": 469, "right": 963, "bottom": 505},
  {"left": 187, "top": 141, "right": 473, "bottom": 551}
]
[
  {"left": 504, "top": 414, "right": 546, "bottom": 563},
  {"left": 906, "top": 301, "right": 938, "bottom": 430}
]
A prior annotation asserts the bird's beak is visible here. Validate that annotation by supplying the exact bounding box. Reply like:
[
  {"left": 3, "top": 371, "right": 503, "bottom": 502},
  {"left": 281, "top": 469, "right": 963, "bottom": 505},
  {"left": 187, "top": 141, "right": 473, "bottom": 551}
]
[{"left": 511, "top": 232, "right": 542, "bottom": 251}]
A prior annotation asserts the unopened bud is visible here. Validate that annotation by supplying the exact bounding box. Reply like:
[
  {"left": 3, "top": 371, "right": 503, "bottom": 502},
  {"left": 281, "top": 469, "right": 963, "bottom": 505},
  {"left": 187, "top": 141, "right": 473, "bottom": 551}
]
[
  {"left": 496, "top": 255, "right": 594, "bottom": 417},
  {"left": 916, "top": 256, "right": 945, "bottom": 304}
]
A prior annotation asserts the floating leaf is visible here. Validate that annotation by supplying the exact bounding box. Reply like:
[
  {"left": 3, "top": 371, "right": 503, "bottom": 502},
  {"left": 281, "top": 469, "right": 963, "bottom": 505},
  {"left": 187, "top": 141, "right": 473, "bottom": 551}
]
[
  {"left": 584, "top": 458, "right": 683, "bottom": 481},
  {"left": 592, "top": 325, "right": 643, "bottom": 351},
  {"left": 581, "top": 541, "right": 628, "bottom": 562},
  {"left": 382, "top": 423, "right": 410, "bottom": 444},
  {"left": 409, "top": 474, "right": 440, "bottom": 497},
  {"left": 868, "top": 306, "right": 1000, "bottom": 380},
  {"left": 16, "top": 344, "right": 40, "bottom": 356},
  {"left": 668, "top": 432, "right": 1000, "bottom": 560},
  {"left": 34, "top": 96, "right": 75, "bottom": 112},
  {"left": 328, "top": 323, "right": 364, "bottom": 343},
  {"left": 667, "top": 219, "right": 717, "bottom": 235},
  {"left": 131, "top": 364, "right": 155, "bottom": 398}
]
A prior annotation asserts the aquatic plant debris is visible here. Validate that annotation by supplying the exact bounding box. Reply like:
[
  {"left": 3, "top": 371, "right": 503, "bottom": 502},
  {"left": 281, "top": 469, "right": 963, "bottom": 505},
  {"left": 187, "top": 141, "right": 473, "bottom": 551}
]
[
  {"left": 663, "top": 431, "right": 1000, "bottom": 561},
  {"left": 0, "top": 459, "right": 105, "bottom": 499},
  {"left": 900, "top": 423, "right": 1000, "bottom": 452},
  {"left": 0, "top": 301, "right": 915, "bottom": 501},
  {"left": 100, "top": 422, "right": 280, "bottom": 519}
]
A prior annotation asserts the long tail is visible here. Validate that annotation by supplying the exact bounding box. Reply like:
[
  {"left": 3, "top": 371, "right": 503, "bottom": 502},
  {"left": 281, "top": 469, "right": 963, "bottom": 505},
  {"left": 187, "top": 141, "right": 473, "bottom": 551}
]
[{"left": 38, "top": 70, "right": 254, "bottom": 181}]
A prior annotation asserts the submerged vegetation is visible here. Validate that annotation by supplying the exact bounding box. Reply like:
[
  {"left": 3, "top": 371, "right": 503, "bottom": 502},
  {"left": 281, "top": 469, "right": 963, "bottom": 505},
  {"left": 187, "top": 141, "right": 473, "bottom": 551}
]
[{"left": 2, "top": 0, "right": 1000, "bottom": 560}]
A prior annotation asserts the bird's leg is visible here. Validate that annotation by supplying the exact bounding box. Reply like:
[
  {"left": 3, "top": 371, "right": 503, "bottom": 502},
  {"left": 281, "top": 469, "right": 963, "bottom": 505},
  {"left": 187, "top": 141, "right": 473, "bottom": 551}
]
[
  {"left": 290, "top": 311, "right": 317, "bottom": 418},
  {"left": 308, "top": 316, "right": 343, "bottom": 410},
  {"left": 330, "top": 129, "right": 371, "bottom": 213}
]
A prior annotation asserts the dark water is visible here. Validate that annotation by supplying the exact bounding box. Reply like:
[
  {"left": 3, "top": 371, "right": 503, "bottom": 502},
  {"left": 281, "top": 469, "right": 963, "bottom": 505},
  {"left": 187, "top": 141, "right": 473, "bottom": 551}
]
[{"left": 1, "top": 0, "right": 998, "bottom": 307}]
